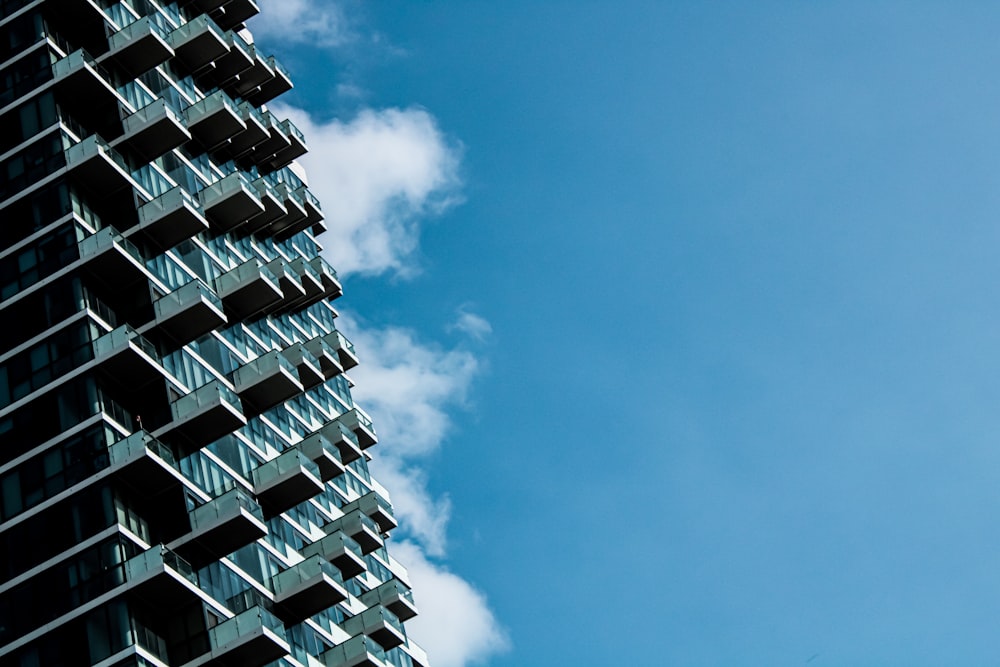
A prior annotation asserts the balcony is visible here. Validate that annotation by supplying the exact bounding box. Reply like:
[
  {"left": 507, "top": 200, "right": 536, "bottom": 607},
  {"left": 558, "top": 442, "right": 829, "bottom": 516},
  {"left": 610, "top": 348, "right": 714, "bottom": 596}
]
[
  {"left": 158, "top": 380, "right": 246, "bottom": 448},
  {"left": 323, "top": 509, "right": 383, "bottom": 555},
  {"left": 78, "top": 227, "right": 148, "bottom": 286},
  {"left": 184, "top": 90, "right": 245, "bottom": 149},
  {"left": 321, "top": 635, "right": 388, "bottom": 667},
  {"left": 245, "top": 178, "right": 287, "bottom": 232},
  {"left": 108, "top": 430, "right": 184, "bottom": 494},
  {"left": 248, "top": 56, "right": 293, "bottom": 106},
  {"left": 182, "top": 607, "right": 288, "bottom": 667},
  {"left": 296, "top": 431, "right": 345, "bottom": 481},
  {"left": 209, "top": 0, "right": 260, "bottom": 31},
  {"left": 169, "top": 14, "right": 229, "bottom": 71},
  {"left": 271, "top": 555, "right": 348, "bottom": 622},
  {"left": 228, "top": 47, "right": 273, "bottom": 98},
  {"left": 215, "top": 258, "right": 283, "bottom": 317},
  {"left": 251, "top": 448, "right": 323, "bottom": 515},
  {"left": 262, "top": 119, "right": 307, "bottom": 171},
  {"left": 301, "top": 530, "right": 366, "bottom": 578},
  {"left": 125, "top": 545, "right": 202, "bottom": 609},
  {"left": 65, "top": 135, "right": 133, "bottom": 193},
  {"left": 304, "top": 336, "right": 345, "bottom": 379},
  {"left": 200, "top": 172, "right": 264, "bottom": 231},
  {"left": 397, "top": 640, "right": 429, "bottom": 667},
  {"left": 328, "top": 331, "right": 360, "bottom": 371},
  {"left": 233, "top": 349, "right": 303, "bottom": 413},
  {"left": 342, "top": 605, "right": 406, "bottom": 650},
  {"left": 318, "top": 419, "right": 363, "bottom": 465},
  {"left": 247, "top": 112, "right": 291, "bottom": 164},
  {"left": 52, "top": 49, "right": 118, "bottom": 109},
  {"left": 360, "top": 581, "right": 418, "bottom": 623},
  {"left": 309, "top": 257, "right": 344, "bottom": 300},
  {"left": 153, "top": 279, "right": 227, "bottom": 342},
  {"left": 226, "top": 102, "right": 270, "bottom": 157},
  {"left": 104, "top": 15, "right": 174, "bottom": 75},
  {"left": 264, "top": 257, "right": 306, "bottom": 306},
  {"left": 340, "top": 491, "right": 397, "bottom": 534},
  {"left": 268, "top": 184, "right": 308, "bottom": 236},
  {"left": 211, "top": 31, "right": 254, "bottom": 81},
  {"left": 135, "top": 186, "right": 209, "bottom": 248},
  {"left": 171, "top": 487, "right": 267, "bottom": 565},
  {"left": 337, "top": 408, "right": 377, "bottom": 449},
  {"left": 118, "top": 99, "right": 191, "bottom": 159},
  {"left": 295, "top": 186, "right": 325, "bottom": 226},
  {"left": 92, "top": 325, "right": 163, "bottom": 387},
  {"left": 288, "top": 257, "right": 325, "bottom": 303},
  {"left": 282, "top": 343, "right": 325, "bottom": 389}
]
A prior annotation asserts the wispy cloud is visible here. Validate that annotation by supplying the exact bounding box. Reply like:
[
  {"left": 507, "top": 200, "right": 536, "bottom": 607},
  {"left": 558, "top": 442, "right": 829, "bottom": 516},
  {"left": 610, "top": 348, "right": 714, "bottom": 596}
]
[
  {"left": 253, "top": 0, "right": 354, "bottom": 48},
  {"left": 272, "top": 104, "right": 461, "bottom": 278},
  {"left": 394, "top": 541, "right": 510, "bottom": 667},
  {"left": 449, "top": 306, "right": 493, "bottom": 342},
  {"left": 337, "top": 314, "right": 508, "bottom": 665}
]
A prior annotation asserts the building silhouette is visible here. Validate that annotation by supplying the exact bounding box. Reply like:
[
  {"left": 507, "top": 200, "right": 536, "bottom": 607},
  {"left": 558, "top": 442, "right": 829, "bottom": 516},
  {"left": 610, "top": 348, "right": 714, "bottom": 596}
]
[{"left": 0, "top": 1, "right": 427, "bottom": 665}]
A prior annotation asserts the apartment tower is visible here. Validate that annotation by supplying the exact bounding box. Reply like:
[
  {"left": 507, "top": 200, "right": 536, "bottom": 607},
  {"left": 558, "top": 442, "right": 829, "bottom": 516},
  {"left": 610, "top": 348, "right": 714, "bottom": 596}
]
[{"left": 0, "top": 1, "right": 427, "bottom": 666}]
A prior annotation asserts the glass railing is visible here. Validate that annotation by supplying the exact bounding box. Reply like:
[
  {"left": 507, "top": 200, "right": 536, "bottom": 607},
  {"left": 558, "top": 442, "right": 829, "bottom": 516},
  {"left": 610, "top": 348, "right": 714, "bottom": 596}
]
[
  {"left": 169, "top": 12, "right": 225, "bottom": 47},
  {"left": 64, "top": 134, "right": 128, "bottom": 174},
  {"left": 189, "top": 486, "right": 263, "bottom": 529},
  {"left": 77, "top": 225, "right": 142, "bottom": 266},
  {"left": 270, "top": 554, "right": 343, "bottom": 596},
  {"left": 208, "top": 606, "right": 286, "bottom": 648},
  {"left": 155, "top": 278, "right": 222, "bottom": 316},
  {"left": 109, "top": 430, "right": 178, "bottom": 470},
  {"left": 108, "top": 14, "right": 170, "bottom": 51},
  {"left": 253, "top": 447, "right": 320, "bottom": 488},
  {"left": 93, "top": 324, "right": 159, "bottom": 361},
  {"left": 171, "top": 379, "right": 242, "bottom": 418},
  {"left": 124, "top": 544, "right": 197, "bottom": 586}
]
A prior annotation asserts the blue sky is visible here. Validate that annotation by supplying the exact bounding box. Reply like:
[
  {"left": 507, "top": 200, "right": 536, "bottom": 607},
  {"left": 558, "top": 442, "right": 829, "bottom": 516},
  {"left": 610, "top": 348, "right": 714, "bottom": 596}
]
[{"left": 255, "top": 3, "right": 1000, "bottom": 665}]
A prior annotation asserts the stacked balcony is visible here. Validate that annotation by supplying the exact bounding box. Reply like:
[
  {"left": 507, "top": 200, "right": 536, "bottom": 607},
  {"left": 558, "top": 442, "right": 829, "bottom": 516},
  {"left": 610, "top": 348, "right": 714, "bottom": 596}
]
[
  {"left": 157, "top": 379, "right": 247, "bottom": 448},
  {"left": 340, "top": 491, "right": 398, "bottom": 535},
  {"left": 251, "top": 447, "right": 323, "bottom": 515},
  {"left": 92, "top": 324, "right": 164, "bottom": 387},
  {"left": 317, "top": 419, "right": 364, "bottom": 465},
  {"left": 322, "top": 509, "right": 384, "bottom": 555},
  {"left": 282, "top": 343, "right": 326, "bottom": 389},
  {"left": 65, "top": 135, "right": 133, "bottom": 194},
  {"left": 302, "top": 529, "right": 367, "bottom": 578},
  {"left": 52, "top": 49, "right": 119, "bottom": 111},
  {"left": 117, "top": 99, "right": 191, "bottom": 160},
  {"left": 321, "top": 635, "right": 390, "bottom": 667},
  {"left": 0, "top": 2, "right": 415, "bottom": 663},
  {"left": 170, "top": 14, "right": 229, "bottom": 71},
  {"left": 271, "top": 555, "right": 348, "bottom": 622},
  {"left": 342, "top": 605, "right": 406, "bottom": 650},
  {"left": 107, "top": 430, "right": 185, "bottom": 495},
  {"left": 124, "top": 545, "right": 204, "bottom": 609},
  {"left": 359, "top": 580, "right": 419, "bottom": 623},
  {"left": 215, "top": 258, "right": 283, "bottom": 317},
  {"left": 135, "top": 186, "right": 210, "bottom": 248},
  {"left": 102, "top": 15, "right": 174, "bottom": 76},
  {"left": 181, "top": 607, "right": 289, "bottom": 667},
  {"left": 152, "top": 279, "right": 227, "bottom": 342},
  {"left": 233, "top": 349, "right": 302, "bottom": 413},
  {"left": 337, "top": 407, "right": 378, "bottom": 450},
  {"left": 171, "top": 487, "right": 267, "bottom": 565}
]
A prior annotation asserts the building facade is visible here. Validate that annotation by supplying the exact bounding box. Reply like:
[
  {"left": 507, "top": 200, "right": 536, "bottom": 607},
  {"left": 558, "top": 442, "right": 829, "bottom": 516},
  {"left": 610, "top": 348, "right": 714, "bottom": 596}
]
[{"left": 0, "top": 1, "right": 428, "bottom": 666}]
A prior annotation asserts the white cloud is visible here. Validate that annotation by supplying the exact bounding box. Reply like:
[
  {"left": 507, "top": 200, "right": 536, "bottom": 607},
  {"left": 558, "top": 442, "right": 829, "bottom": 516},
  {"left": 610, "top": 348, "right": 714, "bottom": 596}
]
[
  {"left": 371, "top": 460, "right": 450, "bottom": 557},
  {"left": 274, "top": 104, "right": 462, "bottom": 277},
  {"left": 340, "top": 315, "right": 478, "bottom": 457},
  {"left": 336, "top": 314, "right": 508, "bottom": 664},
  {"left": 394, "top": 541, "right": 510, "bottom": 667},
  {"left": 253, "top": 0, "right": 353, "bottom": 48},
  {"left": 449, "top": 307, "right": 493, "bottom": 341}
]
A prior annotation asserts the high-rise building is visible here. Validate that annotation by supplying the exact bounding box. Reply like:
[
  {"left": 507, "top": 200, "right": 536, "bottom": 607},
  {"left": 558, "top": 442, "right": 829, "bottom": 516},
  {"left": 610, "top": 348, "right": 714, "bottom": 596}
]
[{"left": 0, "top": 2, "right": 428, "bottom": 666}]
